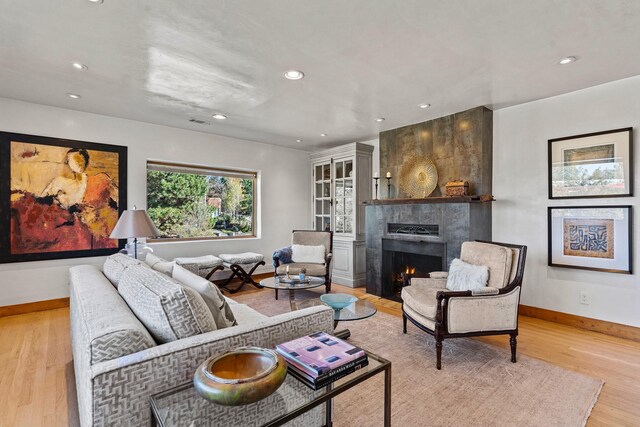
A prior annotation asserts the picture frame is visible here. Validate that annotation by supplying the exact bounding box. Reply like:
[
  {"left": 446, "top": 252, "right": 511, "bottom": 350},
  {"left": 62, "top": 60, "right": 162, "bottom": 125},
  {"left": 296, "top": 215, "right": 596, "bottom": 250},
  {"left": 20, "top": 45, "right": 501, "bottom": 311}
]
[
  {"left": 548, "top": 205, "right": 632, "bottom": 274},
  {"left": 548, "top": 127, "right": 633, "bottom": 199},
  {"left": 0, "top": 131, "right": 127, "bottom": 263}
]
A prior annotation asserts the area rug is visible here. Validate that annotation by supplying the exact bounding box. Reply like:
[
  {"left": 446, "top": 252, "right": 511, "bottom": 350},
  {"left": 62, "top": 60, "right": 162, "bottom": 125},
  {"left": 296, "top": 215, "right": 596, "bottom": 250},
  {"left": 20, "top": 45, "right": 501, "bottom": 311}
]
[{"left": 234, "top": 289, "right": 603, "bottom": 427}]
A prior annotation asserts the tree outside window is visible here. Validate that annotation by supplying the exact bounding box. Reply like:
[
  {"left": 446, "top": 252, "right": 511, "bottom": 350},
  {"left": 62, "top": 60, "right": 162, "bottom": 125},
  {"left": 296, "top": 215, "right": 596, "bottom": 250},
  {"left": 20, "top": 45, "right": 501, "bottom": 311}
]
[{"left": 146, "top": 162, "right": 256, "bottom": 239}]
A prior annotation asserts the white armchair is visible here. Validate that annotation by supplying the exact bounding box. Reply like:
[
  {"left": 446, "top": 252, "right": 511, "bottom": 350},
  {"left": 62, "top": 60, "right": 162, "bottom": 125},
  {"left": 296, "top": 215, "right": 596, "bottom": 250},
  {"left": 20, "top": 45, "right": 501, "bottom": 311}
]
[{"left": 401, "top": 241, "right": 527, "bottom": 369}]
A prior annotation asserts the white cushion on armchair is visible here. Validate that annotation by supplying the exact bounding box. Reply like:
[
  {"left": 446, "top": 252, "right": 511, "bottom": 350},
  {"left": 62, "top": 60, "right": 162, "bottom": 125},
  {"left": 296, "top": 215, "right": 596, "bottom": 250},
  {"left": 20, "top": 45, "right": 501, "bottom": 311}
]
[
  {"left": 291, "top": 244, "right": 326, "bottom": 263},
  {"left": 446, "top": 258, "right": 489, "bottom": 291}
]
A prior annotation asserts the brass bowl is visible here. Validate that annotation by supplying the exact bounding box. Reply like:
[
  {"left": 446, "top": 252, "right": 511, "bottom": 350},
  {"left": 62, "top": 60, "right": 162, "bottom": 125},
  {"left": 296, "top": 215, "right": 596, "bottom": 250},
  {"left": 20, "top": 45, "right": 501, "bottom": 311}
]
[{"left": 193, "top": 347, "right": 287, "bottom": 406}]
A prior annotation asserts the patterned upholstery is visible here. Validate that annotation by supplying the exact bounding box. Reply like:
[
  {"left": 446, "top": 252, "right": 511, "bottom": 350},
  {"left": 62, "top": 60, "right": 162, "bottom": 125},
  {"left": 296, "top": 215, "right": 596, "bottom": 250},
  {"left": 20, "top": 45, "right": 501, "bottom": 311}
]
[
  {"left": 69, "top": 265, "right": 156, "bottom": 364},
  {"left": 70, "top": 265, "right": 156, "bottom": 427},
  {"left": 118, "top": 264, "right": 217, "bottom": 343},
  {"left": 102, "top": 253, "right": 142, "bottom": 287},
  {"left": 70, "top": 263, "right": 334, "bottom": 427},
  {"left": 88, "top": 306, "right": 333, "bottom": 426}
]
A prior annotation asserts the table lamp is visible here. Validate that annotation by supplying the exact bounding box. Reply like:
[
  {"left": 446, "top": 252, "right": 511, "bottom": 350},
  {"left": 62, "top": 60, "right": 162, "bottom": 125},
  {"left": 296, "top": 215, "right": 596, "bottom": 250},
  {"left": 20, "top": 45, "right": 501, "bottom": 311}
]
[{"left": 110, "top": 206, "right": 161, "bottom": 259}]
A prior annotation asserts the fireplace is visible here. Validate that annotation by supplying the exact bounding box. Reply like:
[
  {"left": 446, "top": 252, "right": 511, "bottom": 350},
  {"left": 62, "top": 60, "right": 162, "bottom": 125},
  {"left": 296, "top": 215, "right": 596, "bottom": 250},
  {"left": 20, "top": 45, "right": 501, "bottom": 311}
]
[
  {"left": 381, "top": 238, "right": 445, "bottom": 301},
  {"left": 365, "top": 198, "right": 492, "bottom": 298}
]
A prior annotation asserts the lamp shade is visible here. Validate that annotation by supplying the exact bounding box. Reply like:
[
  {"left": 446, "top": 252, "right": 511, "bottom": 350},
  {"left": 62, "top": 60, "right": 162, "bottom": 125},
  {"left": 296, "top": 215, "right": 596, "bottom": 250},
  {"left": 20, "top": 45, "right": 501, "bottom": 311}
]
[{"left": 110, "top": 209, "right": 161, "bottom": 239}]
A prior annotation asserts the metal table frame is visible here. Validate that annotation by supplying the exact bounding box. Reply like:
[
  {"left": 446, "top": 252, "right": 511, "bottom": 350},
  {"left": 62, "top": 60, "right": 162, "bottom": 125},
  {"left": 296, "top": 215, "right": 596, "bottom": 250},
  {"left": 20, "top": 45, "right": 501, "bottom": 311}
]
[{"left": 150, "top": 350, "right": 391, "bottom": 427}]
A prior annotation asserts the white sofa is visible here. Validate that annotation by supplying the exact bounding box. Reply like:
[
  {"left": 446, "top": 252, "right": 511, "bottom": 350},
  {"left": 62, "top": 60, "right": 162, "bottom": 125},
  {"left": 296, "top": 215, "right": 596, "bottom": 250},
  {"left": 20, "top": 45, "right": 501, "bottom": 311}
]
[{"left": 69, "top": 259, "right": 334, "bottom": 426}]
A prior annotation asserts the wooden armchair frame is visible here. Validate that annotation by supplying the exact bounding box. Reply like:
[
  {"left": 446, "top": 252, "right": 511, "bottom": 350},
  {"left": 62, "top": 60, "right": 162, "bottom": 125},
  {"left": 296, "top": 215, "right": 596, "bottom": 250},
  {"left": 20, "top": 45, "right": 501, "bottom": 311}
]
[
  {"left": 272, "top": 230, "right": 333, "bottom": 299},
  {"left": 402, "top": 241, "right": 527, "bottom": 369}
]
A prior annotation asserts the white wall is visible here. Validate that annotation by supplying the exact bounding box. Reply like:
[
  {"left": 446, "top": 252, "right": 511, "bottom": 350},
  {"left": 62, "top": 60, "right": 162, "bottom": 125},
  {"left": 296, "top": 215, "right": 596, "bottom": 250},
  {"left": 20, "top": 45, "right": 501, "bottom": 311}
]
[
  {"left": 493, "top": 75, "right": 640, "bottom": 327},
  {"left": 0, "top": 98, "right": 311, "bottom": 306}
]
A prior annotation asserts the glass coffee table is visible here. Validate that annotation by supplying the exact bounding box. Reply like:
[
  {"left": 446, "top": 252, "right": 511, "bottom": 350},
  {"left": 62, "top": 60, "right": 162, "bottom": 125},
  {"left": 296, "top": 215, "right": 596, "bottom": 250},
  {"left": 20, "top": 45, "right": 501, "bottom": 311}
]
[
  {"left": 150, "top": 349, "right": 391, "bottom": 427},
  {"left": 259, "top": 276, "right": 325, "bottom": 310},
  {"left": 296, "top": 298, "right": 377, "bottom": 340}
]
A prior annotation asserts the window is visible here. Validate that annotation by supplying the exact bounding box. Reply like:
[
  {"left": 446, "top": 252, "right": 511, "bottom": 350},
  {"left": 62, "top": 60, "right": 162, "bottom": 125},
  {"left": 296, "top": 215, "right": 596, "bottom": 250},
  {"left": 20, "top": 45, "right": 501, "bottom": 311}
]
[{"left": 146, "top": 161, "right": 256, "bottom": 240}]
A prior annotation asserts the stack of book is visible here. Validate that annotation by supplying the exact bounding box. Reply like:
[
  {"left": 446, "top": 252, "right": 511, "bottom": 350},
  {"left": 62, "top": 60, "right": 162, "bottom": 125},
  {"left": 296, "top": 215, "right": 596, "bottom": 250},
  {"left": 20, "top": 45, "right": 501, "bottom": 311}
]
[{"left": 276, "top": 332, "right": 369, "bottom": 390}]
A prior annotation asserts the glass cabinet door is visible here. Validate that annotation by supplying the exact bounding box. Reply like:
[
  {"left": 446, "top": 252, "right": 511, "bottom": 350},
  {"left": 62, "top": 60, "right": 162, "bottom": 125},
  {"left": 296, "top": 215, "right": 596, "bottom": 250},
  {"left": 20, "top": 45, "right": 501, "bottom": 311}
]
[
  {"left": 333, "top": 159, "right": 354, "bottom": 235},
  {"left": 314, "top": 162, "right": 332, "bottom": 231}
]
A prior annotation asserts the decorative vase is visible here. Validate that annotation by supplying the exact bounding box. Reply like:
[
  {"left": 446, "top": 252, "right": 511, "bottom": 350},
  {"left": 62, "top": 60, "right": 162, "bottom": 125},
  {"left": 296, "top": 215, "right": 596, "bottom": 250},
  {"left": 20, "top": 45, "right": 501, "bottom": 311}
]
[{"left": 193, "top": 347, "right": 287, "bottom": 406}]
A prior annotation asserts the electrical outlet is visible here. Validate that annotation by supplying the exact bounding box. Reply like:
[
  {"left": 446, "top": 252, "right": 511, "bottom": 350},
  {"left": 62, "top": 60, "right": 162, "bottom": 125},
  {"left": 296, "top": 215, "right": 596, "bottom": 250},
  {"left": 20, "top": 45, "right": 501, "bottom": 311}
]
[{"left": 579, "top": 291, "right": 590, "bottom": 305}]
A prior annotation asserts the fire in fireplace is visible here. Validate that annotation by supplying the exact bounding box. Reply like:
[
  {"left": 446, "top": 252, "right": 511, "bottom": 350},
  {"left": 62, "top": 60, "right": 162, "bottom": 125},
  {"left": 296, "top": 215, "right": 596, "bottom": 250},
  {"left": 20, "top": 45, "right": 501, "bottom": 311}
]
[{"left": 381, "top": 238, "right": 445, "bottom": 301}]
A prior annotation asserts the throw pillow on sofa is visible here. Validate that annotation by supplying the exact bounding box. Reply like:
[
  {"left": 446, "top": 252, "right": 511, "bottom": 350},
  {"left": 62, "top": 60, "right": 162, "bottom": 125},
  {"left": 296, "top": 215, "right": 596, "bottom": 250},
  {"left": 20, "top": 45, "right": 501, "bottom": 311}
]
[
  {"left": 118, "top": 264, "right": 216, "bottom": 343},
  {"left": 446, "top": 258, "right": 489, "bottom": 291},
  {"left": 172, "top": 264, "right": 237, "bottom": 329},
  {"left": 291, "top": 244, "right": 325, "bottom": 264},
  {"left": 103, "top": 253, "right": 142, "bottom": 287},
  {"left": 144, "top": 252, "right": 175, "bottom": 275}
]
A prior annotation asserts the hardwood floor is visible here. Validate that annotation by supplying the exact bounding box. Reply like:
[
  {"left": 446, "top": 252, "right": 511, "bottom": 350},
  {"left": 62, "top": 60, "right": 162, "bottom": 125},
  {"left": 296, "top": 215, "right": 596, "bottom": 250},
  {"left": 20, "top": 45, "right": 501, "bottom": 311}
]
[{"left": 1, "top": 283, "right": 639, "bottom": 426}]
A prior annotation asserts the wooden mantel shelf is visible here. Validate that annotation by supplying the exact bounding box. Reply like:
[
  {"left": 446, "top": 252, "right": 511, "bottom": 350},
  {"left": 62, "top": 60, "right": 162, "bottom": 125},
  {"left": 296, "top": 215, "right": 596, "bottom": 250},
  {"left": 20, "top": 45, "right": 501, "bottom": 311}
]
[{"left": 363, "top": 196, "right": 495, "bottom": 205}]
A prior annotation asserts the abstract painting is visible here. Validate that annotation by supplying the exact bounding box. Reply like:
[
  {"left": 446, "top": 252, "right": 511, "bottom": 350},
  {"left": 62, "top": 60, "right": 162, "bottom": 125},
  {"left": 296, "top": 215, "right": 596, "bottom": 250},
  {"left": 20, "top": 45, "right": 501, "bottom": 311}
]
[
  {"left": 548, "top": 206, "right": 632, "bottom": 274},
  {"left": 563, "top": 218, "right": 614, "bottom": 258},
  {"left": 548, "top": 127, "right": 633, "bottom": 199},
  {"left": 0, "top": 132, "right": 127, "bottom": 263}
]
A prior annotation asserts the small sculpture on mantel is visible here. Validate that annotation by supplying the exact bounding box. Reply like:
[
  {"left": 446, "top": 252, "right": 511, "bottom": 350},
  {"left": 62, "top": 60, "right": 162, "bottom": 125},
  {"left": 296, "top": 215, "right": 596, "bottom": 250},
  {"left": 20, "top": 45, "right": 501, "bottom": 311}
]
[{"left": 445, "top": 180, "right": 469, "bottom": 197}]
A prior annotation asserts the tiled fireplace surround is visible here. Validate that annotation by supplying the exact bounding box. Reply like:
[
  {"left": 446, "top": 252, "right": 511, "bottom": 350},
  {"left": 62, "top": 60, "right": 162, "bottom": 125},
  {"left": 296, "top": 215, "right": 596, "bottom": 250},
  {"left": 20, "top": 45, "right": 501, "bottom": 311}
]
[{"left": 364, "top": 200, "right": 492, "bottom": 298}]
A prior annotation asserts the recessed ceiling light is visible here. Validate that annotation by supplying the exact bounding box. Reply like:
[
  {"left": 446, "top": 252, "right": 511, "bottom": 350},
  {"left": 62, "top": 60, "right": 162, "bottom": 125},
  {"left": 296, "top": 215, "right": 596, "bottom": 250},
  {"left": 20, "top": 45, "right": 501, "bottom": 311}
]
[
  {"left": 71, "top": 62, "right": 88, "bottom": 71},
  {"left": 212, "top": 114, "right": 227, "bottom": 120},
  {"left": 558, "top": 56, "right": 577, "bottom": 65},
  {"left": 283, "top": 70, "right": 305, "bottom": 80},
  {"left": 320, "top": 133, "right": 327, "bottom": 137},
  {"left": 375, "top": 118, "right": 385, "bottom": 122},
  {"left": 296, "top": 139, "right": 303, "bottom": 142},
  {"left": 87, "top": 0, "right": 104, "bottom": 3},
  {"left": 66, "top": 93, "right": 81, "bottom": 99},
  {"left": 418, "top": 103, "right": 431, "bottom": 109}
]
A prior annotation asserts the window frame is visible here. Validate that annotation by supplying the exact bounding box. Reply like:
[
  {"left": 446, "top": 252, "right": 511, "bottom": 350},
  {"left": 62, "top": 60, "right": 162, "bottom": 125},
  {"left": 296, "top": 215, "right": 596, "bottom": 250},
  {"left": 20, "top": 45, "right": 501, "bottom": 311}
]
[{"left": 146, "top": 160, "right": 258, "bottom": 242}]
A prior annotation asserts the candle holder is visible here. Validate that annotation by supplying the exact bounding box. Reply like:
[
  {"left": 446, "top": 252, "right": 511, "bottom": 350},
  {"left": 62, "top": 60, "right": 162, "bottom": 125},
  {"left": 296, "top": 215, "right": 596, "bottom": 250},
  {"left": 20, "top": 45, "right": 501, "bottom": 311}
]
[
  {"left": 386, "top": 176, "right": 392, "bottom": 198},
  {"left": 373, "top": 177, "right": 380, "bottom": 199}
]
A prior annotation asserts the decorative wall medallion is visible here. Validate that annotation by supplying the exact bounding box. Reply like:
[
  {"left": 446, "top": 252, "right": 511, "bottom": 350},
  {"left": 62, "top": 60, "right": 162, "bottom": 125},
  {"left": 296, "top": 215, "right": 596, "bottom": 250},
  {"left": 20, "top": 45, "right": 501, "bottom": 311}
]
[{"left": 399, "top": 156, "right": 438, "bottom": 198}]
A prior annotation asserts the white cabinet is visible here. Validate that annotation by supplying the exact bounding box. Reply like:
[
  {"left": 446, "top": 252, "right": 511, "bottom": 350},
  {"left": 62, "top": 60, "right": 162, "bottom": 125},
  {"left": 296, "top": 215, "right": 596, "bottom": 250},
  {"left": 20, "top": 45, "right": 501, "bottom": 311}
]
[{"left": 311, "top": 142, "right": 373, "bottom": 287}]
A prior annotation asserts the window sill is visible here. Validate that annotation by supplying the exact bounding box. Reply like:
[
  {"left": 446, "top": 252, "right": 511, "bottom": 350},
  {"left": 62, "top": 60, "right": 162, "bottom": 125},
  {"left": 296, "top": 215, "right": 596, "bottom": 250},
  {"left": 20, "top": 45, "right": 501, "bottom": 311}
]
[{"left": 148, "top": 235, "right": 259, "bottom": 244}]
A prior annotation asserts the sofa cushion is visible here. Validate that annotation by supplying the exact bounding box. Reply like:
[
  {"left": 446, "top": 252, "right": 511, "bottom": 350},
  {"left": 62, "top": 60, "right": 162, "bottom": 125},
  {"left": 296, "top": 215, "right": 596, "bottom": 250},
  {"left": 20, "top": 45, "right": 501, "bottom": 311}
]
[
  {"left": 144, "top": 252, "right": 175, "bottom": 276},
  {"left": 446, "top": 258, "right": 489, "bottom": 291},
  {"left": 275, "top": 262, "right": 327, "bottom": 276},
  {"left": 118, "top": 264, "right": 216, "bottom": 344},
  {"left": 291, "top": 244, "right": 325, "bottom": 263},
  {"left": 103, "top": 253, "right": 142, "bottom": 287},
  {"left": 230, "top": 303, "right": 268, "bottom": 325},
  {"left": 171, "top": 264, "right": 237, "bottom": 329}
]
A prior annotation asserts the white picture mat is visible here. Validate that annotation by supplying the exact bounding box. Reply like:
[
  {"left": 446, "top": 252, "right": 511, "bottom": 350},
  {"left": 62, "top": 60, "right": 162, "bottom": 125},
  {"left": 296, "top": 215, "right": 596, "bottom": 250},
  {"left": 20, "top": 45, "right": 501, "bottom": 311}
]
[
  {"left": 550, "top": 130, "right": 631, "bottom": 196},
  {"left": 550, "top": 207, "right": 630, "bottom": 270}
]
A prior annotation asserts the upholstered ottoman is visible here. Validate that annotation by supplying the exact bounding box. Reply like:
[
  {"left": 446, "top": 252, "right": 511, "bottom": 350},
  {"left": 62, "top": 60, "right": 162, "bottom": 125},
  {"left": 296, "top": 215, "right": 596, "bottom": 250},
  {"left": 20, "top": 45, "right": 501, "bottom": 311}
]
[
  {"left": 217, "top": 252, "right": 266, "bottom": 293},
  {"left": 174, "top": 255, "right": 224, "bottom": 279}
]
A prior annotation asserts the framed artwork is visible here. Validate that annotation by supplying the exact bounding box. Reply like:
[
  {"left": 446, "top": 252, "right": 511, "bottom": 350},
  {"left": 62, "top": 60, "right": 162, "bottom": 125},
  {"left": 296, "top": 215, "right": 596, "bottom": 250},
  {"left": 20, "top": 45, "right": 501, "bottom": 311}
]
[
  {"left": 548, "top": 205, "right": 632, "bottom": 274},
  {"left": 0, "top": 131, "right": 127, "bottom": 263},
  {"left": 548, "top": 127, "right": 633, "bottom": 199}
]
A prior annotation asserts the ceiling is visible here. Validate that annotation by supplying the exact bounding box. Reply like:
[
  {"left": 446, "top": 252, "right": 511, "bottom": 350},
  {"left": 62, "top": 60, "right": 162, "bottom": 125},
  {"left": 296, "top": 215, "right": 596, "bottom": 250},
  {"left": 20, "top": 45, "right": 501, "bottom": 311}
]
[{"left": 1, "top": 1, "right": 639, "bottom": 151}]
